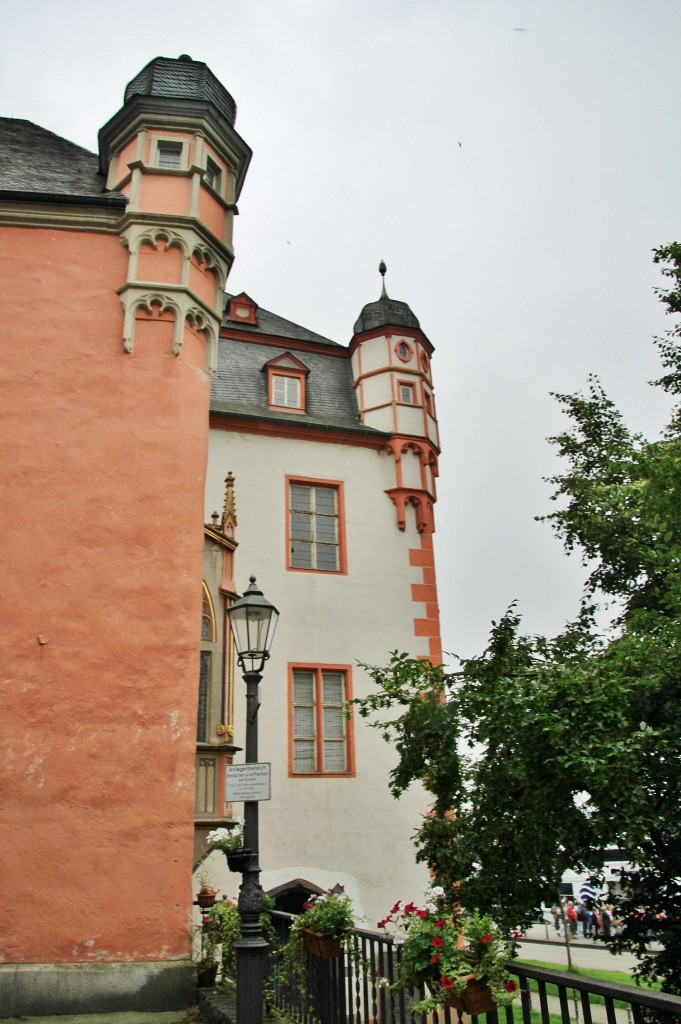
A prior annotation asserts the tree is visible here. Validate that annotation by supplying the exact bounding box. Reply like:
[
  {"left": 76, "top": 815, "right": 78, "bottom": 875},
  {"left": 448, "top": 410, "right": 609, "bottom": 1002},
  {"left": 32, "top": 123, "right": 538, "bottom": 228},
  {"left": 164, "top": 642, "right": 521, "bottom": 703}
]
[{"left": 353, "top": 244, "right": 681, "bottom": 993}]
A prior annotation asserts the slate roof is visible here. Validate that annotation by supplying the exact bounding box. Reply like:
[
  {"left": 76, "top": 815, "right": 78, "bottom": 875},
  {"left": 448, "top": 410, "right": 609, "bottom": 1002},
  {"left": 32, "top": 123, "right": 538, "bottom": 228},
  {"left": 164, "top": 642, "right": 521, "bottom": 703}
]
[
  {"left": 353, "top": 293, "right": 421, "bottom": 334},
  {"left": 0, "top": 118, "right": 124, "bottom": 203},
  {"left": 125, "top": 56, "right": 237, "bottom": 128},
  {"left": 222, "top": 295, "right": 342, "bottom": 348},
  {"left": 212, "top": 332, "right": 384, "bottom": 437}
]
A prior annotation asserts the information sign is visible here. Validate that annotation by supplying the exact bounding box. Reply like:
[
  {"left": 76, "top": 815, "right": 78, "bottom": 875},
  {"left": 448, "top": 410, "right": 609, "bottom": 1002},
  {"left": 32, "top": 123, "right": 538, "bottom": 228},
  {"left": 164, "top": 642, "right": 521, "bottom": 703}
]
[{"left": 226, "top": 762, "right": 271, "bottom": 802}]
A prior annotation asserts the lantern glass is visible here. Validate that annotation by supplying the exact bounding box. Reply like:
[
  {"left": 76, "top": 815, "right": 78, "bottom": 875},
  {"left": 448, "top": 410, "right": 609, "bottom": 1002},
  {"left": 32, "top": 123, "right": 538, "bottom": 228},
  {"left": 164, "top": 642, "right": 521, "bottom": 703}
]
[{"left": 227, "top": 577, "right": 279, "bottom": 674}]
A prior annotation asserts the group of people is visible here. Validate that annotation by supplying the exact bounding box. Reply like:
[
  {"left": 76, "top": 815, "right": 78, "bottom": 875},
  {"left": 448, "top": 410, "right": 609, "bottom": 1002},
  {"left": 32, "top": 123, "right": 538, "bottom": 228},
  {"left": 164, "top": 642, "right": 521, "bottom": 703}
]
[{"left": 550, "top": 898, "right": 618, "bottom": 940}]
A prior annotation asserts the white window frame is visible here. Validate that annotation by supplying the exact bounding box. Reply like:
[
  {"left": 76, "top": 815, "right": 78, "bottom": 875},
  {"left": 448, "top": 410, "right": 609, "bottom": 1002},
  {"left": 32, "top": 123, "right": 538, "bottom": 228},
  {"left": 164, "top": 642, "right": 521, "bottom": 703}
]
[{"left": 272, "top": 373, "right": 302, "bottom": 409}]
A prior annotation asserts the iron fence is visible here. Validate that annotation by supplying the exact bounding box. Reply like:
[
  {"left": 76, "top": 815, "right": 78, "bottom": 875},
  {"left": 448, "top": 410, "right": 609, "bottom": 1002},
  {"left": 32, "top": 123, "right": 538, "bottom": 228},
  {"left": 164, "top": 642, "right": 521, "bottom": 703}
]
[{"left": 268, "top": 912, "right": 681, "bottom": 1024}]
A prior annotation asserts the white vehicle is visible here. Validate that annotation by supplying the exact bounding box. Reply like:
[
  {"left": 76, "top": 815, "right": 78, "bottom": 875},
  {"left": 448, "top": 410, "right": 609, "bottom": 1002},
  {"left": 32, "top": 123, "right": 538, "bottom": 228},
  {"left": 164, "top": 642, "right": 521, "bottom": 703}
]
[{"left": 559, "top": 851, "right": 629, "bottom": 902}]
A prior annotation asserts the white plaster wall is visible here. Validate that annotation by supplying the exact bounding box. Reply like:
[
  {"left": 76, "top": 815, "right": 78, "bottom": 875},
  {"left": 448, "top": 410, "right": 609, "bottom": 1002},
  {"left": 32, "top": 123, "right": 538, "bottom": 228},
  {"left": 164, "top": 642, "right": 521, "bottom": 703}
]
[
  {"left": 426, "top": 414, "right": 440, "bottom": 448},
  {"left": 361, "top": 373, "right": 393, "bottom": 409},
  {"left": 395, "top": 405, "right": 425, "bottom": 437},
  {"left": 362, "top": 406, "right": 394, "bottom": 433},
  {"left": 401, "top": 449, "right": 423, "bottom": 489},
  {"left": 353, "top": 335, "right": 390, "bottom": 373},
  {"left": 204, "top": 428, "right": 433, "bottom": 923}
]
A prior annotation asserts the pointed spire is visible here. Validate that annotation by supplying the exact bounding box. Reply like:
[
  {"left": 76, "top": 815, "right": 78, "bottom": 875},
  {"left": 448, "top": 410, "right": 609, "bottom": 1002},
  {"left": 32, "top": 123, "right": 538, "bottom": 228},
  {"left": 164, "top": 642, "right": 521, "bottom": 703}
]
[
  {"left": 379, "top": 260, "right": 388, "bottom": 298},
  {"left": 353, "top": 262, "right": 421, "bottom": 335},
  {"left": 222, "top": 472, "right": 237, "bottom": 535}
]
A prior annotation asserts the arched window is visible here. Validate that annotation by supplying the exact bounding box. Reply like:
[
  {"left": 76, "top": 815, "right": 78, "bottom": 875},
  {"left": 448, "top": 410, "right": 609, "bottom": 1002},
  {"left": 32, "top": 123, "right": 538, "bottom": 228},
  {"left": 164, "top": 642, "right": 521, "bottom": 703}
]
[
  {"left": 201, "top": 586, "right": 216, "bottom": 642},
  {"left": 198, "top": 584, "right": 216, "bottom": 742}
]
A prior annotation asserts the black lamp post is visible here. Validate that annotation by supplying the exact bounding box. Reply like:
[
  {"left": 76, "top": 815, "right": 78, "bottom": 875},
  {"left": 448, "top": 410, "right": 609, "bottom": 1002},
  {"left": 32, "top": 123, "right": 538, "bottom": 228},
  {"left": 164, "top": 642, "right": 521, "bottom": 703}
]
[{"left": 226, "top": 576, "right": 279, "bottom": 1024}]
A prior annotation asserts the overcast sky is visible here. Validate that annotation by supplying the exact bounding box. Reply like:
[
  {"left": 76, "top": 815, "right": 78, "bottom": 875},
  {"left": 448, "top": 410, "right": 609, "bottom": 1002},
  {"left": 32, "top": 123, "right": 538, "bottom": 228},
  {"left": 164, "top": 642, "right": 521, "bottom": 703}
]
[{"left": 5, "top": 0, "right": 681, "bottom": 660}]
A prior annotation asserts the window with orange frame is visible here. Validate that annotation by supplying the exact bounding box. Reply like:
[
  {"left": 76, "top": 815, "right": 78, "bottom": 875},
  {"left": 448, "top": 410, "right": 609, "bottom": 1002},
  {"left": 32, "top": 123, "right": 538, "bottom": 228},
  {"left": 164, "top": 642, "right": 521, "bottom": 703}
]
[
  {"left": 287, "top": 478, "right": 347, "bottom": 573},
  {"left": 289, "top": 664, "right": 355, "bottom": 776}
]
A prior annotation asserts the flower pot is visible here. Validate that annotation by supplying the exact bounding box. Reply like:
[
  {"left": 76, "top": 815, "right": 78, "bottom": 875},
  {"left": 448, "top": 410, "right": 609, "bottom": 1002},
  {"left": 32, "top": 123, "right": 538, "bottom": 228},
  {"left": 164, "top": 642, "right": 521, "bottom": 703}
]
[
  {"left": 445, "top": 976, "right": 496, "bottom": 1016},
  {"left": 302, "top": 928, "right": 343, "bottom": 959},
  {"left": 197, "top": 890, "right": 218, "bottom": 909},
  {"left": 197, "top": 962, "right": 218, "bottom": 987},
  {"left": 226, "top": 848, "right": 252, "bottom": 873}
]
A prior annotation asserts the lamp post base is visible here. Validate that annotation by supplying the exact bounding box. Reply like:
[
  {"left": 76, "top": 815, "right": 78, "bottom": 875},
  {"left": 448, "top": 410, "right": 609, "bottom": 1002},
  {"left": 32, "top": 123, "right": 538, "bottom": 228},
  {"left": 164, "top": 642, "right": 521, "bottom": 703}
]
[
  {"left": 235, "top": 844, "right": 268, "bottom": 1024},
  {"left": 234, "top": 936, "right": 268, "bottom": 1024}
]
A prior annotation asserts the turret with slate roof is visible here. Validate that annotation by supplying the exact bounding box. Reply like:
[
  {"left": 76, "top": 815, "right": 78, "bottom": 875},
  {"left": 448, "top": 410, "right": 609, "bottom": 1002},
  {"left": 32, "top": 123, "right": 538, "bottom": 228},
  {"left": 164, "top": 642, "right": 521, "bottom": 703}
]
[
  {"left": 350, "top": 262, "right": 440, "bottom": 535},
  {"left": 98, "top": 54, "right": 252, "bottom": 371}
]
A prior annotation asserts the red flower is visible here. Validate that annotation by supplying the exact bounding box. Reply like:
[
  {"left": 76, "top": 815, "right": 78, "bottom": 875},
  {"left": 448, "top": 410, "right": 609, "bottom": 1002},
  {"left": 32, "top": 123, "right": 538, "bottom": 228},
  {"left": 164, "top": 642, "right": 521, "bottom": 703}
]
[
  {"left": 391, "top": 901, "right": 401, "bottom": 915},
  {"left": 481, "top": 934, "right": 493, "bottom": 944},
  {"left": 431, "top": 953, "right": 441, "bottom": 964},
  {"left": 440, "top": 976, "right": 454, "bottom": 990},
  {"left": 434, "top": 919, "right": 446, "bottom": 928},
  {"left": 302, "top": 902, "right": 312, "bottom": 911},
  {"left": 404, "top": 902, "right": 417, "bottom": 915},
  {"left": 416, "top": 909, "right": 427, "bottom": 919},
  {"left": 505, "top": 980, "right": 517, "bottom": 993},
  {"left": 432, "top": 936, "right": 445, "bottom": 948}
]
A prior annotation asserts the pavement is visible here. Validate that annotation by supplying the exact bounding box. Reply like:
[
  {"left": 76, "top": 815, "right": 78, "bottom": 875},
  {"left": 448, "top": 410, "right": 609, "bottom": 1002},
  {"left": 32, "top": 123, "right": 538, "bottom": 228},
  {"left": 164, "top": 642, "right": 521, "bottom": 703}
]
[{"left": 517, "top": 921, "right": 644, "bottom": 972}]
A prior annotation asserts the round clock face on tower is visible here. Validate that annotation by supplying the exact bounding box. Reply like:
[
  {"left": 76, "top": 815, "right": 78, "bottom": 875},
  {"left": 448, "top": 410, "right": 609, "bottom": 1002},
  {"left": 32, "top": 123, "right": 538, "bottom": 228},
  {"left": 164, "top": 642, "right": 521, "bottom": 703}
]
[{"left": 235, "top": 306, "right": 250, "bottom": 318}]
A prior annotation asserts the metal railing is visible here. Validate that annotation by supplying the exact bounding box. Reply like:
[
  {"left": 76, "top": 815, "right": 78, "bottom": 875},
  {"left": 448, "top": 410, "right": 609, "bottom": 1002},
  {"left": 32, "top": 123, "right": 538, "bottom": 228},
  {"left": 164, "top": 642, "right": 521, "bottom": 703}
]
[{"left": 268, "top": 913, "right": 681, "bottom": 1024}]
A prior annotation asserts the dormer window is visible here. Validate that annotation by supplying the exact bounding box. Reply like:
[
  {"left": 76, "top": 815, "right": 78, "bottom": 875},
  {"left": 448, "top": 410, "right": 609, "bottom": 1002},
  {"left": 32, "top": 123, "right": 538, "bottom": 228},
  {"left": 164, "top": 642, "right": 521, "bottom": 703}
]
[
  {"left": 272, "top": 374, "right": 302, "bottom": 409},
  {"left": 264, "top": 352, "right": 309, "bottom": 414},
  {"left": 226, "top": 292, "right": 258, "bottom": 325}
]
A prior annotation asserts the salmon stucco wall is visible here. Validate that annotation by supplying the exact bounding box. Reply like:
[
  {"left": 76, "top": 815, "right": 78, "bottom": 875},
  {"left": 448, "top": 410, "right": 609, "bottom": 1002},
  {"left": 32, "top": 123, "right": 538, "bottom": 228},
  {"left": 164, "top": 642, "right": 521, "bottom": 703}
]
[{"left": 0, "top": 225, "right": 210, "bottom": 964}]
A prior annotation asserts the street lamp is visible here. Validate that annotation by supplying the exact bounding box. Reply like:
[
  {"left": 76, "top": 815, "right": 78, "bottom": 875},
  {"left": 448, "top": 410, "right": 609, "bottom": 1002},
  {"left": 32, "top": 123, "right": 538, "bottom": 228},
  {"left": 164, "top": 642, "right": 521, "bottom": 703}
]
[{"left": 227, "top": 576, "right": 279, "bottom": 1024}]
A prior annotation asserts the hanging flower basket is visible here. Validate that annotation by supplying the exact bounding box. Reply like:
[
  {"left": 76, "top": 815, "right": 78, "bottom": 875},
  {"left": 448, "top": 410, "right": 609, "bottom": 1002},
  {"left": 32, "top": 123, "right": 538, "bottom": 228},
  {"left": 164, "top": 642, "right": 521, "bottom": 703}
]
[
  {"left": 197, "top": 886, "right": 219, "bottom": 909},
  {"left": 226, "top": 848, "right": 252, "bottom": 873},
  {"left": 445, "top": 975, "right": 496, "bottom": 1016},
  {"left": 302, "top": 928, "right": 343, "bottom": 959},
  {"left": 375, "top": 891, "right": 518, "bottom": 1015}
]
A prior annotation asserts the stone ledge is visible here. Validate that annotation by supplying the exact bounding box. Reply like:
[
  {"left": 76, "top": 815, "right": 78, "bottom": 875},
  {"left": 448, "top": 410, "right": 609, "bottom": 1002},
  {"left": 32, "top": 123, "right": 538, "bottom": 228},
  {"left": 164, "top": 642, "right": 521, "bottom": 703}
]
[
  {"left": 198, "top": 986, "right": 235, "bottom": 1024},
  {"left": 0, "top": 961, "right": 197, "bottom": 1017}
]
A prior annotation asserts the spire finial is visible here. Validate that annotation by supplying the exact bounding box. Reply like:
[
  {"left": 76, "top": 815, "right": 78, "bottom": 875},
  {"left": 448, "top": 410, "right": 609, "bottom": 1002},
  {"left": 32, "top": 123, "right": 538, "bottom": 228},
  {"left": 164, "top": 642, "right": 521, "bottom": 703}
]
[
  {"left": 379, "top": 260, "right": 388, "bottom": 298},
  {"left": 222, "top": 471, "right": 237, "bottom": 535}
]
